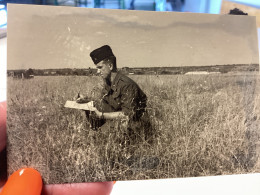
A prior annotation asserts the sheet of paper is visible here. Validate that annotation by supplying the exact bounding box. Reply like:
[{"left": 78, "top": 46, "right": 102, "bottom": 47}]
[{"left": 64, "top": 100, "right": 95, "bottom": 111}]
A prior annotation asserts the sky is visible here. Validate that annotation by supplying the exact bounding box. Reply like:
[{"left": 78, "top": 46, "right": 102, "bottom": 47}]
[{"left": 7, "top": 4, "right": 259, "bottom": 70}]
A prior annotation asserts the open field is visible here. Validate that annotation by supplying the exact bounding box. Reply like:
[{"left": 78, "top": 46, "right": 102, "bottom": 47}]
[{"left": 7, "top": 74, "right": 260, "bottom": 183}]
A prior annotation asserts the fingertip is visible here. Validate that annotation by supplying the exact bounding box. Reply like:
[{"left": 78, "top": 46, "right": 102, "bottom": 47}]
[
  {"left": 0, "top": 102, "right": 7, "bottom": 120},
  {"left": 42, "top": 181, "right": 114, "bottom": 195},
  {"left": 0, "top": 101, "right": 7, "bottom": 152},
  {"left": 1, "top": 168, "right": 42, "bottom": 195}
]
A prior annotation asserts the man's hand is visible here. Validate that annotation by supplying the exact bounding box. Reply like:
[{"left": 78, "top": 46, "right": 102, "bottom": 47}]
[
  {"left": 93, "top": 108, "right": 102, "bottom": 118},
  {"left": 76, "top": 98, "right": 90, "bottom": 104},
  {"left": 73, "top": 93, "right": 90, "bottom": 104},
  {"left": 93, "top": 110, "right": 128, "bottom": 120}
]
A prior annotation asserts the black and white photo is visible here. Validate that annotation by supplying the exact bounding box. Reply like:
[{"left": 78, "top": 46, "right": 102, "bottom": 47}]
[{"left": 7, "top": 4, "right": 260, "bottom": 184}]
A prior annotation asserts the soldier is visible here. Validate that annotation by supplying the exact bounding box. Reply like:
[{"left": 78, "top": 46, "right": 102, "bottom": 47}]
[
  {"left": 76, "top": 45, "right": 158, "bottom": 169},
  {"left": 77, "top": 45, "right": 147, "bottom": 131}
]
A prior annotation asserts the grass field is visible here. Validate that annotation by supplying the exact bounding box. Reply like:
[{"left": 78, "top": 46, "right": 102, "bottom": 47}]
[{"left": 7, "top": 73, "right": 260, "bottom": 184}]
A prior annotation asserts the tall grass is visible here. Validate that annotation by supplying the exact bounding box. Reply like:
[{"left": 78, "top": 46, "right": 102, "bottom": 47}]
[{"left": 7, "top": 74, "right": 260, "bottom": 183}]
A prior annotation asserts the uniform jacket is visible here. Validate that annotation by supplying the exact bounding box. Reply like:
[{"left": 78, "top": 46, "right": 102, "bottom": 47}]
[{"left": 100, "top": 72, "right": 147, "bottom": 121}]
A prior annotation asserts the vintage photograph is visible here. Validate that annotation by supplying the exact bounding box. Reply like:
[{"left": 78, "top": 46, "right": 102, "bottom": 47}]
[{"left": 7, "top": 4, "right": 260, "bottom": 184}]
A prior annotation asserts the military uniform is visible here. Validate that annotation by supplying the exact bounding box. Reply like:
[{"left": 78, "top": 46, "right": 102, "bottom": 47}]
[
  {"left": 99, "top": 72, "right": 147, "bottom": 121},
  {"left": 88, "top": 72, "right": 147, "bottom": 130}
]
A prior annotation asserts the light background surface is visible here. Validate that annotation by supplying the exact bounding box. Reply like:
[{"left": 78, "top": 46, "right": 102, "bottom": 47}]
[{"left": 110, "top": 174, "right": 260, "bottom": 195}]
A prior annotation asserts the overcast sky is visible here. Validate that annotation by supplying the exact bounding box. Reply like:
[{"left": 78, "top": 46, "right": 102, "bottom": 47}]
[{"left": 7, "top": 4, "right": 259, "bottom": 70}]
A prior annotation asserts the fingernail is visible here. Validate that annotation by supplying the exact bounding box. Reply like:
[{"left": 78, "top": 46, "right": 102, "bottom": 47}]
[{"left": 1, "top": 168, "right": 42, "bottom": 195}]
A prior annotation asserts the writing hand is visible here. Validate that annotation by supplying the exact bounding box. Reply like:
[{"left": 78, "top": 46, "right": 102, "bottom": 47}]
[{"left": 73, "top": 93, "right": 90, "bottom": 104}]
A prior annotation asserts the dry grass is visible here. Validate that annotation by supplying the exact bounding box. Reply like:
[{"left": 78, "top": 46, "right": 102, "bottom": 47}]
[{"left": 7, "top": 73, "right": 260, "bottom": 184}]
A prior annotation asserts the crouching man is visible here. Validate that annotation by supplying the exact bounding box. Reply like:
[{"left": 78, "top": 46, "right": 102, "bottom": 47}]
[
  {"left": 76, "top": 45, "right": 159, "bottom": 169},
  {"left": 77, "top": 45, "right": 147, "bottom": 131}
]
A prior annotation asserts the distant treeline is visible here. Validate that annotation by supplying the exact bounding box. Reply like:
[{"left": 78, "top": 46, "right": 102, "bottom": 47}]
[
  {"left": 7, "top": 68, "right": 98, "bottom": 77},
  {"left": 121, "top": 64, "right": 259, "bottom": 75},
  {"left": 7, "top": 64, "right": 259, "bottom": 77}
]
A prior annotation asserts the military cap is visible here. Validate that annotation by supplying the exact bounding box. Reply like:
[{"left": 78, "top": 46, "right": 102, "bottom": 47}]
[{"left": 90, "top": 45, "right": 115, "bottom": 65}]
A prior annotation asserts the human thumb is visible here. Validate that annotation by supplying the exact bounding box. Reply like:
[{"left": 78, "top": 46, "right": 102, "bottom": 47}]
[{"left": 0, "top": 168, "right": 42, "bottom": 195}]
